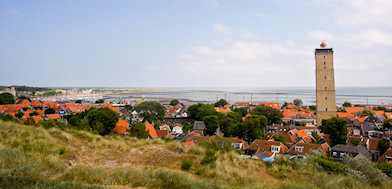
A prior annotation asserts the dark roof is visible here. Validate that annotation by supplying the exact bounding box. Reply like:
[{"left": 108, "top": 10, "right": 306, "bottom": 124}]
[
  {"left": 331, "top": 144, "right": 371, "bottom": 159},
  {"left": 361, "top": 122, "right": 378, "bottom": 136},
  {"left": 193, "top": 121, "right": 206, "bottom": 131}
]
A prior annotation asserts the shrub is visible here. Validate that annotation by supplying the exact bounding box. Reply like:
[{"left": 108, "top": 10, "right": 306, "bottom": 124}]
[
  {"left": 344, "top": 156, "right": 387, "bottom": 185},
  {"left": 200, "top": 148, "right": 217, "bottom": 165},
  {"left": 181, "top": 159, "right": 193, "bottom": 170}
]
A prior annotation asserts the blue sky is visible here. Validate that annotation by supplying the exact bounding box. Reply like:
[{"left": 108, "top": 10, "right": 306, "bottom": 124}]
[{"left": 1, "top": 0, "right": 391, "bottom": 88}]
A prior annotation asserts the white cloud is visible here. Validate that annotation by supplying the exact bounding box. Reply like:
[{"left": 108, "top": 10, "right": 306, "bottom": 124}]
[
  {"left": 323, "top": 0, "right": 392, "bottom": 28},
  {"left": 213, "top": 23, "right": 231, "bottom": 34},
  {"left": 8, "top": 9, "right": 20, "bottom": 15},
  {"left": 239, "top": 30, "right": 259, "bottom": 39},
  {"left": 256, "top": 12, "right": 268, "bottom": 18}
]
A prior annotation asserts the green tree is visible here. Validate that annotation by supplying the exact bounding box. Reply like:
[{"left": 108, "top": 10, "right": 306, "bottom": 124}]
[
  {"left": 293, "top": 99, "right": 303, "bottom": 106},
  {"left": 95, "top": 99, "right": 104, "bottom": 103},
  {"left": 309, "top": 105, "right": 317, "bottom": 111},
  {"left": 75, "top": 100, "right": 82, "bottom": 104},
  {"left": 233, "top": 107, "right": 248, "bottom": 117},
  {"left": 274, "top": 133, "right": 286, "bottom": 144},
  {"left": 15, "top": 111, "right": 24, "bottom": 118},
  {"left": 17, "top": 96, "right": 30, "bottom": 101},
  {"left": 0, "top": 114, "right": 19, "bottom": 123},
  {"left": 219, "top": 116, "right": 237, "bottom": 137},
  {"left": 362, "top": 109, "right": 374, "bottom": 116},
  {"left": 130, "top": 122, "right": 149, "bottom": 138},
  {"left": 214, "top": 99, "right": 228, "bottom": 107},
  {"left": 226, "top": 111, "right": 242, "bottom": 122},
  {"left": 203, "top": 115, "right": 220, "bottom": 136},
  {"left": 182, "top": 121, "right": 193, "bottom": 132},
  {"left": 170, "top": 99, "right": 180, "bottom": 106},
  {"left": 194, "top": 104, "right": 219, "bottom": 121},
  {"left": 68, "top": 116, "right": 81, "bottom": 127},
  {"left": 252, "top": 105, "right": 282, "bottom": 124},
  {"left": 29, "top": 111, "right": 39, "bottom": 116},
  {"left": 374, "top": 106, "right": 387, "bottom": 111},
  {"left": 23, "top": 117, "right": 35, "bottom": 125},
  {"left": 342, "top": 102, "right": 352, "bottom": 107},
  {"left": 282, "top": 102, "right": 289, "bottom": 108},
  {"left": 320, "top": 117, "right": 349, "bottom": 146},
  {"left": 135, "top": 101, "right": 166, "bottom": 122},
  {"left": 86, "top": 107, "right": 119, "bottom": 135},
  {"left": 378, "top": 138, "right": 391, "bottom": 156},
  {"left": 384, "top": 119, "right": 392, "bottom": 129},
  {"left": 232, "top": 116, "right": 264, "bottom": 142},
  {"left": 45, "top": 108, "right": 55, "bottom": 114},
  {"left": 188, "top": 103, "right": 203, "bottom": 119},
  {"left": 124, "top": 105, "right": 134, "bottom": 112},
  {"left": 312, "top": 131, "right": 321, "bottom": 144},
  {"left": 0, "top": 93, "right": 15, "bottom": 105},
  {"left": 350, "top": 138, "right": 360, "bottom": 146}
]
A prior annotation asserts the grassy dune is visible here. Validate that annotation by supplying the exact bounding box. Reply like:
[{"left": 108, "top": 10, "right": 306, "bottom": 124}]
[{"left": 0, "top": 121, "right": 391, "bottom": 189}]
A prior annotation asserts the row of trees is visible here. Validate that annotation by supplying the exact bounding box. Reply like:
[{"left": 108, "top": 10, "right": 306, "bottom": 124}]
[{"left": 188, "top": 101, "right": 283, "bottom": 142}]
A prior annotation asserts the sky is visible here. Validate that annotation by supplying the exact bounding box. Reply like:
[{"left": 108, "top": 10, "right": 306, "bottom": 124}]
[{"left": 1, "top": 0, "right": 391, "bottom": 88}]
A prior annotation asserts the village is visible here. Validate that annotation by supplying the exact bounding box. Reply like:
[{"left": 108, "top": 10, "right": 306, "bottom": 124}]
[{"left": 1, "top": 93, "right": 392, "bottom": 167}]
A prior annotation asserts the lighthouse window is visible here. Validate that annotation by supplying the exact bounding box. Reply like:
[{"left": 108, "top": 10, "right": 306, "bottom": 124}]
[
  {"left": 324, "top": 61, "right": 326, "bottom": 65},
  {"left": 325, "top": 76, "right": 327, "bottom": 80},
  {"left": 326, "top": 108, "right": 328, "bottom": 111},
  {"left": 324, "top": 56, "right": 325, "bottom": 59},
  {"left": 325, "top": 97, "right": 327, "bottom": 100},
  {"left": 325, "top": 87, "right": 327, "bottom": 90},
  {"left": 324, "top": 66, "right": 326, "bottom": 69}
]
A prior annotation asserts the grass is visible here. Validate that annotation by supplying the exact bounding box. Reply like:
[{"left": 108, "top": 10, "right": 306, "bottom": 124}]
[{"left": 0, "top": 120, "right": 391, "bottom": 188}]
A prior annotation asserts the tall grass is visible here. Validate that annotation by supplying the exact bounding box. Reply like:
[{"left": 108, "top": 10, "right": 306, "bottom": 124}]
[{"left": 1, "top": 120, "right": 391, "bottom": 189}]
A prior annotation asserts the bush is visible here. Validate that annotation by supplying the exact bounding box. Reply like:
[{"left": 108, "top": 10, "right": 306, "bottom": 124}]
[
  {"left": 344, "top": 156, "right": 387, "bottom": 185},
  {"left": 181, "top": 159, "right": 193, "bottom": 170},
  {"left": 200, "top": 148, "right": 217, "bottom": 165}
]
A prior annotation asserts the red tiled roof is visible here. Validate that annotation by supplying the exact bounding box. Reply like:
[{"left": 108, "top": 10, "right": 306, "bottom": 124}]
[
  {"left": 145, "top": 121, "right": 158, "bottom": 138},
  {"left": 46, "top": 114, "right": 60, "bottom": 119}
]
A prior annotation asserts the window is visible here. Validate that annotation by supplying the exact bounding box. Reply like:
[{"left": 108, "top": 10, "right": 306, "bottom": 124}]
[
  {"left": 271, "top": 146, "right": 280, "bottom": 153},
  {"left": 325, "top": 76, "right": 327, "bottom": 80},
  {"left": 325, "top": 87, "right": 327, "bottom": 90},
  {"left": 324, "top": 56, "right": 325, "bottom": 59},
  {"left": 325, "top": 97, "right": 327, "bottom": 100},
  {"left": 332, "top": 152, "right": 337, "bottom": 157},
  {"left": 295, "top": 146, "right": 304, "bottom": 152},
  {"left": 324, "top": 61, "right": 326, "bottom": 65},
  {"left": 324, "top": 66, "right": 326, "bottom": 69},
  {"left": 340, "top": 153, "right": 344, "bottom": 158},
  {"left": 326, "top": 108, "right": 328, "bottom": 111}
]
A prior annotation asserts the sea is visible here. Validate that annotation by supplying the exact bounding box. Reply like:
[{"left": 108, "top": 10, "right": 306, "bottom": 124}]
[{"left": 107, "top": 87, "right": 392, "bottom": 106}]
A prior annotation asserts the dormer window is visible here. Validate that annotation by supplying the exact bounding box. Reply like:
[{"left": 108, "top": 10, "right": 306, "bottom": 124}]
[
  {"left": 332, "top": 151, "right": 337, "bottom": 157},
  {"left": 295, "top": 146, "right": 304, "bottom": 152},
  {"left": 271, "top": 146, "right": 280, "bottom": 153}
]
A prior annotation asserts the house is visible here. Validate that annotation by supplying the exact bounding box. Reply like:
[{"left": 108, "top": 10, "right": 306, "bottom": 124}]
[
  {"left": 145, "top": 121, "right": 158, "bottom": 139},
  {"left": 361, "top": 122, "right": 383, "bottom": 138},
  {"left": 112, "top": 119, "right": 130, "bottom": 135},
  {"left": 46, "top": 114, "right": 60, "bottom": 120},
  {"left": 379, "top": 148, "right": 392, "bottom": 163},
  {"left": 259, "top": 102, "right": 281, "bottom": 109},
  {"left": 156, "top": 130, "right": 168, "bottom": 138},
  {"left": 337, "top": 112, "right": 353, "bottom": 118},
  {"left": 345, "top": 107, "right": 365, "bottom": 116},
  {"left": 262, "top": 132, "right": 297, "bottom": 146},
  {"left": 32, "top": 116, "right": 44, "bottom": 124},
  {"left": 193, "top": 121, "right": 206, "bottom": 132},
  {"left": 247, "top": 139, "right": 288, "bottom": 158},
  {"left": 172, "top": 123, "right": 183, "bottom": 134},
  {"left": 266, "top": 124, "right": 290, "bottom": 133},
  {"left": 229, "top": 137, "right": 249, "bottom": 151},
  {"left": 159, "top": 124, "right": 171, "bottom": 131},
  {"left": 287, "top": 141, "right": 330, "bottom": 158},
  {"left": 330, "top": 144, "right": 372, "bottom": 161},
  {"left": 232, "top": 102, "right": 250, "bottom": 109},
  {"left": 182, "top": 141, "right": 195, "bottom": 148}
]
